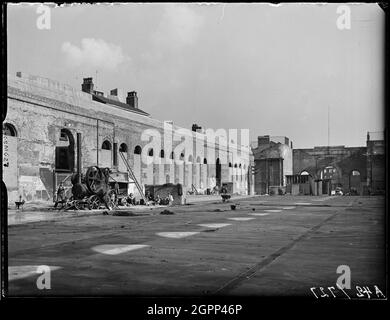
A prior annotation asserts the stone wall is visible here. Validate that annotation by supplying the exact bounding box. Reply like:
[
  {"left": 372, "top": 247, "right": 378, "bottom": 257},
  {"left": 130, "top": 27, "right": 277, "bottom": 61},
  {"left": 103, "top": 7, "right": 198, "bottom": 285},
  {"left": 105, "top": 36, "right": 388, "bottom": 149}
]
[
  {"left": 4, "top": 73, "right": 252, "bottom": 204},
  {"left": 293, "top": 145, "right": 368, "bottom": 194}
]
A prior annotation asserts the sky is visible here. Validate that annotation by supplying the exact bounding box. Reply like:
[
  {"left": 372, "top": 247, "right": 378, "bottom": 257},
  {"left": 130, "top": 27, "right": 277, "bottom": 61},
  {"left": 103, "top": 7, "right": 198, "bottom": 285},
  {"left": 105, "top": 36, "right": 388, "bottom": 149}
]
[{"left": 7, "top": 3, "right": 385, "bottom": 148}]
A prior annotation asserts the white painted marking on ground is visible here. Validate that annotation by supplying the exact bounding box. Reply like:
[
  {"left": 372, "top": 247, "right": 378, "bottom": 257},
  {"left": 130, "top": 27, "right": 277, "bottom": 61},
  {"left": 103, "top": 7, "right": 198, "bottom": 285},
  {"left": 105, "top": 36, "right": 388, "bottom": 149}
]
[
  {"left": 294, "top": 202, "right": 312, "bottom": 205},
  {"left": 249, "top": 213, "right": 269, "bottom": 216},
  {"left": 156, "top": 232, "right": 200, "bottom": 239},
  {"left": 197, "top": 223, "right": 231, "bottom": 228},
  {"left": 280, "top": 206, "right": 296, "bottom": 210},
  {"left": 227, "top": 217, "right": 256, "bottom": 221},
  {"left": 264, "top": 209, "right": 282, "bottom": 213},
  {"left": 92, "top": 244, "right": 149, "bottom": 255},
  {"left": 9, "top": 265, "right": 62, "bottom": 281}
]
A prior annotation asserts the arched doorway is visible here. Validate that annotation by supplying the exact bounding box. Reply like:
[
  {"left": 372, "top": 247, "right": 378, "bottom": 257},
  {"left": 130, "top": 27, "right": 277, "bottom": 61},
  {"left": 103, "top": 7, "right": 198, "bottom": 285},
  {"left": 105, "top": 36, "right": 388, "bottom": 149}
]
[{"left": 55, "top": 129, "right": 75, "bottom": 172}]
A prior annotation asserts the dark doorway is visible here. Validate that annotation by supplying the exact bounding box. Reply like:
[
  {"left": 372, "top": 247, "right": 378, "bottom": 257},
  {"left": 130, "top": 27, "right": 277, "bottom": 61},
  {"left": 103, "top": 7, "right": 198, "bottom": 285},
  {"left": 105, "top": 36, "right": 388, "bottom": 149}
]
[
  {"left": 322, "top": 179, "right": 331, "bottom": 195},
  {"left": 216, "top": 158, "right": 221, "bottom": 187},
  {"left": 55, "top": 129, "right": 75, "bottom": 172}
]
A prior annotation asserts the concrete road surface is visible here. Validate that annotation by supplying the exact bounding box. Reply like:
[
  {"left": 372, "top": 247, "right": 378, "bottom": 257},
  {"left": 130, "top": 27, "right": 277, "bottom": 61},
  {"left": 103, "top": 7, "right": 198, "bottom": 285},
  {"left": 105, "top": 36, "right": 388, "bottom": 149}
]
[{"left": 7, "top": 195, "right": 386, "bottom": 298}]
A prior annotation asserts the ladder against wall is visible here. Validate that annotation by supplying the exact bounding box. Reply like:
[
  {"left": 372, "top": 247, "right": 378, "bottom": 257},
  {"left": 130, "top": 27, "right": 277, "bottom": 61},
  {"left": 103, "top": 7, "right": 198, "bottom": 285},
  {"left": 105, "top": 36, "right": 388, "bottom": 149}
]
[{"left": 119, "top": 151, "right": 147, "bottom": 203}]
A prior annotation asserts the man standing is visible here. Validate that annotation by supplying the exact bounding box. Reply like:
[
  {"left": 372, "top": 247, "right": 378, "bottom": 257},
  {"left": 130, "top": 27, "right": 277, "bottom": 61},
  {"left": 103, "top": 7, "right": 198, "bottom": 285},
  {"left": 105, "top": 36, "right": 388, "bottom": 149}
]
[
  {"left": 55, "top": 182, "right": 66, "bottom": 208},
  {"left": 168, "top": 193, "right": 174, "bottom": 206}
]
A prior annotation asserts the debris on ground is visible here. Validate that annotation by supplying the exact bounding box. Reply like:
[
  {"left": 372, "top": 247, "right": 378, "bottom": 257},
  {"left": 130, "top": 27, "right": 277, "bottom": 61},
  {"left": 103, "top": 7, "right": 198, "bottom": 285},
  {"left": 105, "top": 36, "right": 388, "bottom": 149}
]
[
  {"left": 230, "top": 205, "right": 236, "bottom": 210},
  {"left": 160, "top": 209, "right": 175, "bottom": 215},
  {"left": 102, "top": 211, "right": 109, "bottom": 215}
]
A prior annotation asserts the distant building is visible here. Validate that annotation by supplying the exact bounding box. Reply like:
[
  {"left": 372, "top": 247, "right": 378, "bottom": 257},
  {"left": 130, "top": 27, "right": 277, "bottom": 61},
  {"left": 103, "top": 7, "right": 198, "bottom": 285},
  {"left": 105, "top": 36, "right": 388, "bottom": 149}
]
[
  {"left": 366, "top": 131, "right": 385, "bottom": 194},
  {"left": 291, "top": 131, "right": 385, "bottom": 195},
  {"left": 252, "top": 132, "right": 385, "bottom": 196},
  {"left": 252, "top": 135, "right": 293, "bottom": 195}
]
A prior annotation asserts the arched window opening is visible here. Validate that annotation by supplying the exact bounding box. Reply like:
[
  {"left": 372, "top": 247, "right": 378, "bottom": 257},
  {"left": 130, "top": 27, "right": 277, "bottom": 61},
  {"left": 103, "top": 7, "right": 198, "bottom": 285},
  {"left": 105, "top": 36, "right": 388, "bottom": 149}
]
[
  {"left": 160, "top": 150, "right": 165, "bottom": 158},
  {"left": 170, "top": 151, "right": 175, "bottom": 160},
  {"left": 148, "top": 149, "right": 154, "bottom": 157},
  {"left": 229, "top": 162, "right": 232, "bottom": 167},
  {"left": 119, "top": 143, "right": 128, "bottom": 153},
  {"left": 203, "top": 158, "right": 207, "bottom": 164},
  {"left": 134, "top": 145, "right": 142, "bottom": 155},
  {"left": 3, "top": 123, "right": 17, "bottom": 137},
  {"left": 102, "top": 140, "right": 112, "bottom": 150}
]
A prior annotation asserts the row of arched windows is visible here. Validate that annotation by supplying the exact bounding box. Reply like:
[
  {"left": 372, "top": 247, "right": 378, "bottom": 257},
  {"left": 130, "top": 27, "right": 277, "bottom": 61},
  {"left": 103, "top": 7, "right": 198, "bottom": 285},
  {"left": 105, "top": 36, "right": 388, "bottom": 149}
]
[
  {"left": 100, "top": 140, "right": 247, "bottom": 168},
  {"left": 101, "top": 140, "right": 128, "bottom": 153},
  {"left": 3, "top": 123, "right": 247, "bottom": 169}
]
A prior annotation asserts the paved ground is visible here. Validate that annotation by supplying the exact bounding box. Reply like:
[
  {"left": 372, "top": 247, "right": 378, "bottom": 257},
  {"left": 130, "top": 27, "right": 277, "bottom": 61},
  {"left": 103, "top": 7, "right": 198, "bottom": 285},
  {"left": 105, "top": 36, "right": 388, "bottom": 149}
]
[{"left": 7, "top": 195, "right": 386, "bottom": 297}]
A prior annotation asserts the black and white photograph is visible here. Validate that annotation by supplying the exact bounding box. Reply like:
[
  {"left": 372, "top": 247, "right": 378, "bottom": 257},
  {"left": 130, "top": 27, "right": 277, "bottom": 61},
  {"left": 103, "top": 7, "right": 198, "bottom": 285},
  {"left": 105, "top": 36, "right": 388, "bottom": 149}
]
[{"left": 0, "top": 1, "right": 387, "bottom": 310}]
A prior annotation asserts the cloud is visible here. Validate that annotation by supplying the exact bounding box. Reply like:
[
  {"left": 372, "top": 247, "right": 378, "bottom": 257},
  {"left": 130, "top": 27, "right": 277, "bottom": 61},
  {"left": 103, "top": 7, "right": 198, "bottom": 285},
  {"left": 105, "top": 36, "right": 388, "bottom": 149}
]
[
  {"left": 153, "top": 4, "right": 204, "bottom": 50},
  {"left": 61, "top": 38, "right": 129, "bottom": 71}
]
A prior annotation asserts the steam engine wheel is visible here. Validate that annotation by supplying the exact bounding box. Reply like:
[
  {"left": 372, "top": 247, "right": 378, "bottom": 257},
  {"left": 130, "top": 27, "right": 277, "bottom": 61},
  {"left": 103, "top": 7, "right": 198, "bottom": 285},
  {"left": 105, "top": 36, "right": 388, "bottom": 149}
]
[{"left": 86, "top": 166, "right": 105, "bottom": 194}]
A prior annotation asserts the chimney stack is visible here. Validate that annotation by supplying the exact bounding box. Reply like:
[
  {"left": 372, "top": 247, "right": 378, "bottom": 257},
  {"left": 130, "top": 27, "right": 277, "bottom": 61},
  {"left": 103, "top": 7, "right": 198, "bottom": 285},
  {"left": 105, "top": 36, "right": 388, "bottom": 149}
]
[
  {"left": 258, "top": 135, "right": 270, "bottom": 147},
  {"left": 82, "top": 77, "right": 94, "bottom": 93},
  {"left": 126, "top": 91, "right": 138, "bottom": 109}
]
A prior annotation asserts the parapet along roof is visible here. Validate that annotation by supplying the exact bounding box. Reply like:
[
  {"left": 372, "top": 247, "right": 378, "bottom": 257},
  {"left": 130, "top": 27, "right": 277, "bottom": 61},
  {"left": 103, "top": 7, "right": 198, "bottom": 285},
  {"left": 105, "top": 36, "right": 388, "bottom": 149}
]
[{"left": 92, "top": 93, "right": 150, "bottom": 116}]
